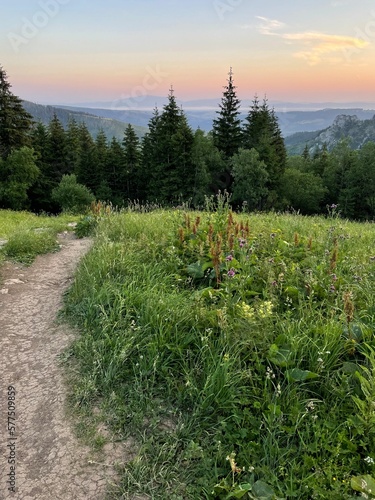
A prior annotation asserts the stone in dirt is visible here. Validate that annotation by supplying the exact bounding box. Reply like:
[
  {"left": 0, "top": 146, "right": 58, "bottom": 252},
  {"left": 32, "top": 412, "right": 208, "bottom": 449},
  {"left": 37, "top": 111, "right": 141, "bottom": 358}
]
[{"left": 4, "top": 278, "right": 24, "bottom": 285}]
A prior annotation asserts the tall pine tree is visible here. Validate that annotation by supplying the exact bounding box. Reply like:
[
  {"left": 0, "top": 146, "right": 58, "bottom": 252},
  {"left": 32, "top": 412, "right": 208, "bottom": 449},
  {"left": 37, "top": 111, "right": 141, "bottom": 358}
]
[
  {"left": 212, "top": 68, "right": 242, "bottom": 159},
  {"left": 123, "top": 124, "right": 141, "bottom": 200},
  {"left": 243, "top": 96, "right": 286, "bottom": 206},
  {"left": 0, "top": 65, "right": 33, "bottom": 159},
  {"left": 144, "top": 89, "right": 195, "bottom": 203}
]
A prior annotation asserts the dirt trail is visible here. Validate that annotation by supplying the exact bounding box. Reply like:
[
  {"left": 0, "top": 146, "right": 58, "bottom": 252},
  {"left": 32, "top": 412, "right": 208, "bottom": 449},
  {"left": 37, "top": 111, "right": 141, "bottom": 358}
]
[{"left": 0, "top": 233, "right": 128, "bottom": 500}]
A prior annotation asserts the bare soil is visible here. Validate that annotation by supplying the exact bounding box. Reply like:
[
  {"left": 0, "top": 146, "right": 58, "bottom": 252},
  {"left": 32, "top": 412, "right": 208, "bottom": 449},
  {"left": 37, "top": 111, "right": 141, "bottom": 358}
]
[{"left": 0, "top": 232, "right": 133, "bottom": 499}]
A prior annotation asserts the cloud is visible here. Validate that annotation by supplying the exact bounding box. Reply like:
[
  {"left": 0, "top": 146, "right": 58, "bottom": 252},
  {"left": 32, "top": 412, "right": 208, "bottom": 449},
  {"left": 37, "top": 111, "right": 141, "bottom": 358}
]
[
  {"left": 283, "top": 32, "right": 369, "bottom": 64},
  {"left": 255, "top": 16, "right": 285, "bottom": 35},
  {"left": 255, "top": 16, "right": 369, "bottom": 64}
]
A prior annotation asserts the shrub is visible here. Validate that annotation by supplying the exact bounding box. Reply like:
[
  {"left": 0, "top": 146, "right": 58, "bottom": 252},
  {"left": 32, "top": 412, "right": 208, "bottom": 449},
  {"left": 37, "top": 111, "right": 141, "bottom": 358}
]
[{"left": 51, "top": 174, "right": 95, "bottom": 214}]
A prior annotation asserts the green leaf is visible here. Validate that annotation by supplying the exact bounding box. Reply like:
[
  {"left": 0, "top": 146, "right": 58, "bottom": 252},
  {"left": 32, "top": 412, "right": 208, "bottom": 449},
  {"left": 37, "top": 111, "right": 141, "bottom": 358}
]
[
  {"left": 284, "top": 286, "right": 299, "bottom": 297},
  {"left": 286, "top": 368, "right": 319, "bottom": 382},
  {"left": 268, "top": 345, "right": 293, "bottom": 367},
  {"left": 201, "top": 260, "right": 213, "bottom": 272},
  {"left": 342, "top": 362, "right": 360, "bottom": 374},
  {"left": 187, "top": 262, "right": 204, "bottom": 279},
  {"left": 227, "top": 483, "right": 252, "bottom": 498},
  {"left": 251, "top": 480, "right": 276, "bottom": 499},
  {"left": 351, "top": 475, "right": 375, "bottom": 496}
]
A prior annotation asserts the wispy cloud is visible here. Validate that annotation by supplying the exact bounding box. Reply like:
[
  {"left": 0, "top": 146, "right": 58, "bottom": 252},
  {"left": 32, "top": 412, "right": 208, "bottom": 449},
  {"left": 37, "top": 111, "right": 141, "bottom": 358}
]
[
  {"left": 256, "top": 16, "right": 285, "bottom": 35},
  {"left": 283, "top": 32, "right": 369, "bottom": 64},
  {"left": 254, "top": 16, "right": 369, "bottom": 64}
]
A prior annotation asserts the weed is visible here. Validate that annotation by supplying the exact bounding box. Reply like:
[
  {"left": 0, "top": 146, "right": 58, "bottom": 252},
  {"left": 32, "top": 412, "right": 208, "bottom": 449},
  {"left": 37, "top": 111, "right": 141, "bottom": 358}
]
[{"left": 62, "top": 207, "right": 375, "bottom": 498}]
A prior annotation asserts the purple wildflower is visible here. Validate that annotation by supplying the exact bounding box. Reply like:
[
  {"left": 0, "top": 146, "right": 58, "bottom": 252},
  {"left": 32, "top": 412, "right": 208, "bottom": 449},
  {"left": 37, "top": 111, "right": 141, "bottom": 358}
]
[
  {"left": 226, "top": 254, "right": 234, "bottom": 262},
  {"left": 227, "top": 268, "right": 236, "bottom": 278}
]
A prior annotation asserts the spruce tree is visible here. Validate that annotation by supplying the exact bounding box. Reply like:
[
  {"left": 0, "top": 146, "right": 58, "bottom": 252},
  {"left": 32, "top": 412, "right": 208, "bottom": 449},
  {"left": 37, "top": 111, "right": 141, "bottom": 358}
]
[
  {"left": 144, "top": 90, "right": 195, "bottom": 203},
  {"left": 123, "top": 124, "right": 141, "bottom": 200},
  {"left": 243, "top": 96, "right": 287, "bottom": 206},
  {"left": 93, "top": 129, "right": 110, "bottom": 199},
  {"left": 142, "top": 107, "right": 161, "bottom": 200},
  {"left": 0, "top": 65, "right": 33, "bottom": 159},
  {"left": 29, "top": 122, "right": 52, "bottom": 212},
  {"left": 65, "top": 119, "right": 82, "bottom": 174},
  {"left": 106, "top": 137, "right": 125, "bottom": 205},
  {"left": 212, "top": 68, "right": 242, "bottom": 159},
  {"left": 46, "top": 113, "right": 70, "bottom": 185},
  {"left": 76, "top": 123, "right": 96, "bottom": 192}
]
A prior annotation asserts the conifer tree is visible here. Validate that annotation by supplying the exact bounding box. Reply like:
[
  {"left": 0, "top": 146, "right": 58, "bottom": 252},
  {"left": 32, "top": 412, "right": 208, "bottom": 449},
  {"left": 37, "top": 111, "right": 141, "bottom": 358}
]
[
  {"left": 65, "top": 119, "right": 82, "bottom": 174},
  {"left": 76, "top": 123, "right": 96, "bottom": 192},
  {"left": 142, "top": 107, "right": 161, "bottom": 200},
  {"left": 123, "top": 124, "right": 141, "bottom": 200},
  {"left": 46, "top": 113, "right": 70, "bottom": 185},
  {"left": 0, "top": 65, "right": 33, "bottom": 159},
  {"left": 28, "top": 122, "right": 52, "bottom": 212},
  {"left": 93, "top": 130, "right": 110, "bottom": 199},
  {"left": 212, "top": 68, "right": 242, "bottom": 159},
  {"left": 243, "top": 96, "right": 287, "bottom": 206},
  {"left": 106, "top": 137, "right": 125, "bottom": 205},
  {"left": 144, "top": 90, "right": 195, "bottom": 203}
]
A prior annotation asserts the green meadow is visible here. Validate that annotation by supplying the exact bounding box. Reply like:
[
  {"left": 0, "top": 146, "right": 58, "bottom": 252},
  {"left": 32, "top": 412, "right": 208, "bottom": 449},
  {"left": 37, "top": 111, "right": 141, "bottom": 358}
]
[
  {"left": 0, "top": 209, "right": 78, "bottom": 266},
  {"left": 60, "top": 201, "right": 375, "bottom": 499}
]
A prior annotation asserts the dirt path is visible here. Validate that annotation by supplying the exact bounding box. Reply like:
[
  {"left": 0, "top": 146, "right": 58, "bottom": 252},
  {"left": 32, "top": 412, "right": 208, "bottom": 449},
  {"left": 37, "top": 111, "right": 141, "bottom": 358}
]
[{"left": 0, "top": 233, "right": 128, "bottom": 499}]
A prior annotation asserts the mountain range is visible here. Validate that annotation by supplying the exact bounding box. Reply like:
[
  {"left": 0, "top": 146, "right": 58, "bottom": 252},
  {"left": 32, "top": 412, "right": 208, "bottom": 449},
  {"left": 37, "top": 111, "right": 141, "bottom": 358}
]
[
  {"left": 285, "top": 114, "right": 375, "bottom": 155},
  {"left": 22, "top": 100, "right": 148, "bottom": 140},
  {"left": 23, "top": 98, "right": 375, "bottom": 154}
]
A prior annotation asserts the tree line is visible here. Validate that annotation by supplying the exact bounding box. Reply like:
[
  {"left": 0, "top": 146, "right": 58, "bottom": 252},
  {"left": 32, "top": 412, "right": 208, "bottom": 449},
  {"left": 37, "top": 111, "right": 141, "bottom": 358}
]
[{"left": 0, "top": 64, "right": 374, "bottom": 219}]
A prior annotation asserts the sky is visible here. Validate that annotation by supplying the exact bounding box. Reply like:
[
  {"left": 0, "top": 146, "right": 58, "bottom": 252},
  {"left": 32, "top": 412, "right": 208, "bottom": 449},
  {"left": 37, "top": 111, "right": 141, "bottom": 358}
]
[{"left": 2, "top": 0, "right": 375, "bottom": 106}]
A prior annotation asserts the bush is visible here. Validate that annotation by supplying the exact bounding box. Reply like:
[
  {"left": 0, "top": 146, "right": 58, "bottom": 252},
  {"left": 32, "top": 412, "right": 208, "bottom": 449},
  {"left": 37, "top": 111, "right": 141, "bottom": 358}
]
[{"left": 51, "top": 174, "right": 95, "bottom": 214}]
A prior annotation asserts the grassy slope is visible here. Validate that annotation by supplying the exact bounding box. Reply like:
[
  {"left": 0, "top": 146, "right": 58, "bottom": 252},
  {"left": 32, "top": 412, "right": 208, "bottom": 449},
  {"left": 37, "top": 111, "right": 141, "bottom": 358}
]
[
  {"left": 0, "top": 210, "right": 78, "bottom": 266},
  {"left": 63, "top": 208, "right": 375, "bottom": 499}
]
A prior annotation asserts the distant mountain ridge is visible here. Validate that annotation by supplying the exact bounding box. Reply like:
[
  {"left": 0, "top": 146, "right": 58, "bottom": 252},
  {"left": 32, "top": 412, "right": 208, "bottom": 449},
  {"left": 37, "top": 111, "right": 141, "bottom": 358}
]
[
  {"left": 285, "top": 114, "right": 375, "bottom": 154},
  {"left": 22, "top": 100, "right": 148, "bottom": 140},
  {"left": 23, "top": 100, "right": 375, "bottom": 153},
  {"left": 56, "top": 103, "right": 375, "bottom": 137}
]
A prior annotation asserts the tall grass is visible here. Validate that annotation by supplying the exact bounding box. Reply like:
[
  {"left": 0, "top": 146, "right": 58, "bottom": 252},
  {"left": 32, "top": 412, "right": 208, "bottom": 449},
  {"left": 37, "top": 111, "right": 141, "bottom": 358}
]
[
  {"left": 63, "top": 207, "right": 375, "bottom": 499},
  {"left": 0, "top": 209, "right": 78, "bottom": 265}
]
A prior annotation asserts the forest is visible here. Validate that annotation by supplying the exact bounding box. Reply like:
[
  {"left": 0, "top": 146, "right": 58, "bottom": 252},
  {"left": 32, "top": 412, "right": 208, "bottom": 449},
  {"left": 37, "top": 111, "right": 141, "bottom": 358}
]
[{"left": 1, "top": 64, "right": 375, "bottom": 220}]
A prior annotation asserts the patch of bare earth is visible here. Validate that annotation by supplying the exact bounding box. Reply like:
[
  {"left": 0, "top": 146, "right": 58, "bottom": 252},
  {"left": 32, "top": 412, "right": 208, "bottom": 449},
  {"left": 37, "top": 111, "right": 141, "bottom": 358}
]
[{"left": 0, "top": 233, "right": 135, "bottom": 499}]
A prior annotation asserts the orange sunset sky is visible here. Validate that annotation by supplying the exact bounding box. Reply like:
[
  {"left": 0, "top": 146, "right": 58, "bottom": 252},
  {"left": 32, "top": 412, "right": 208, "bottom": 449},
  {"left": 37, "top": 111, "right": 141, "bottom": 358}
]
[{"left": 2, "top": 0, "right": 375, "bottom": 106}]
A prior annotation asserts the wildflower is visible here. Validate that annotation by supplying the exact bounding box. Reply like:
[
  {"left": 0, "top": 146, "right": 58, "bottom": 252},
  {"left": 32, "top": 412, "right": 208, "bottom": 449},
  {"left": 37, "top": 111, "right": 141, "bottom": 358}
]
[
  {"left": 343, "top": 291, "right": 354, "bottom": 325},
  {"left": 238, "top": 238, "right": 246, "bottom": 248},
  {"left": 225, "top": 254, "right": 233, "bottom": 262},
  {"left": 364, "top": 456, "right": 375, "bottom": 465},
  {"left": 329, "top": 284, "right": 336, "bottom": 293},
  {"left": 266, "top": 367, "right": 275, "bottom": 380},
  {"left": 317, "top": 358, "right": 323, "bottom": 363},
  {"left": 271, "top": 280, "right": 278, "bottom": 287},
  {"left": 331, "top": 274, "right": 338, "bottom": 281},
  {"left": 227, "top": 268, "right": 236, "bottom": 278},
  {"left": 258, "top": 301, "right": 273, "bottom": 319},
  {"left": 226, "top": 452, "right": 242, "bottom": 474},
  {"left": 276, "top": 383, "right": 281, "bottom": 397},
  {"left": 238, "top": 302, "right": 255, "bottom": 320}
]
